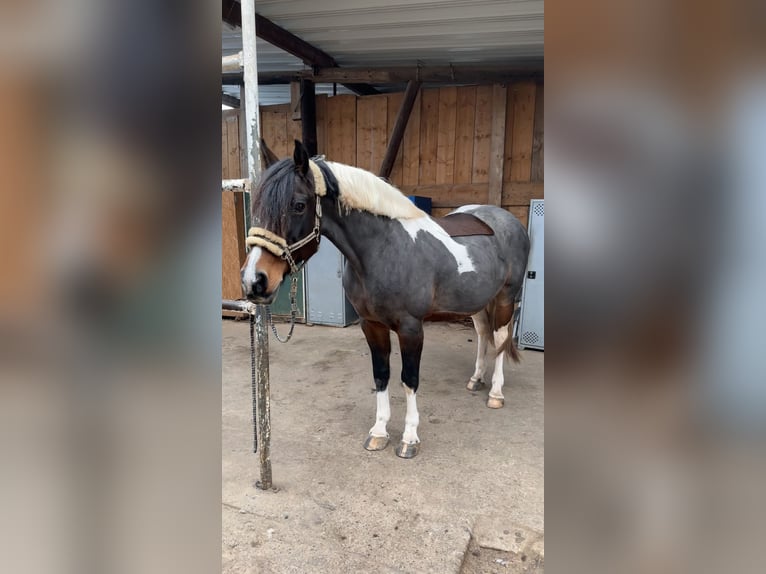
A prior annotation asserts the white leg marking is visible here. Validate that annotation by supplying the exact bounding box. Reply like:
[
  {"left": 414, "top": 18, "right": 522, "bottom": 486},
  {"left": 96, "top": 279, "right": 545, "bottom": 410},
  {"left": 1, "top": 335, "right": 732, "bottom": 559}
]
[
  {"left": 470, "top": 313, "right": 491, "bottom": 382},
  {"left": 402, "top": 385, "right": 420, "bottom": 445},
  {"left": 242, "top": 247, "right": 262, "bottom": 285},
  {"left": 489, "top": 325, "right": 509, "bottom": 400},
  {"left": 368, "top": 388, "right": 390, "bottom": 438}
]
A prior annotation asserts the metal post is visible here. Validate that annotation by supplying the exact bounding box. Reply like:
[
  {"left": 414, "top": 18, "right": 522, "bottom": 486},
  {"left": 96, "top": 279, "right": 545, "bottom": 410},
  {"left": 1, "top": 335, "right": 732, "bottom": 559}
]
[{"left": 240, "top": 0, "right": 272, "bottom": 490}]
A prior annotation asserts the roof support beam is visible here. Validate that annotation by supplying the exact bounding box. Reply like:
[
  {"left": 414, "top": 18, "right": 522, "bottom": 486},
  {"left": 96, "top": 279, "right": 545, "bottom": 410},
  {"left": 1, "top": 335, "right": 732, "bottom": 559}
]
[
  {"left": 223, "top": 65, "right": 543, "bottom": 87},
  {"left": 254, "top": 14, "right": 335, "bottom": 68},
  {"left": 310, "top": 65, "right": 543, "bottom": 84},
  {"left": 379, "top": 80, "right": 421, "bottom": 178},
  {"left": 221, "top": 92, "right": 241, "bottom": 108},
  {"left": 222, "top": 0, "right": 378, "bottom": 96}
]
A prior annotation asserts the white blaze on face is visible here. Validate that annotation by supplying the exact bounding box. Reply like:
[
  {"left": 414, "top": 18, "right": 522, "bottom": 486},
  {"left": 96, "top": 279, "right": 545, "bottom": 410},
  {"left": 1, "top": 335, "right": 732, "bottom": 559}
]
[
  {"left": 399, "top": 216, "right": 476, "bottom": 274},
  {"left": 242, "top": 246, "right": 262, "bottom": 286}
]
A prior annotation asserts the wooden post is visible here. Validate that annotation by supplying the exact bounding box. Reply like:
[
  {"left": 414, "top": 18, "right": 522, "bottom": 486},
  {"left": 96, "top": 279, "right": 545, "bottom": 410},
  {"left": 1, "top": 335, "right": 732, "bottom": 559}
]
[
  {"left": 488, "top": 84, "right": 508, "bottom": 206},
  {"left": 379, "top": 80, "right": 421, "bottom": 179},
  {"left": 240, "top": 0, "right": 272, "bottom": 491},
  {"left": 300, "top": 79, "right": 317, "bottom": 156}
]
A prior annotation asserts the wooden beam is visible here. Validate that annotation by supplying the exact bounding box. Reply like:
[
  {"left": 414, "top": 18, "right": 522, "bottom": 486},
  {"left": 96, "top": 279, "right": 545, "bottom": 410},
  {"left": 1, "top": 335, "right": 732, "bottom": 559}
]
[
  {"left": 221, "top": 92, "right": 240, "bottom": 108},
  {"left": 398, "top": 182, "right": 543, "bottom": 208},
  {"left": 310, "top": 65, "right": 543, "bottom": 84},
  {"left": 488, "top": 84, "right": 508, "bottom": 207},
  {"left": 300, "top": 79, "right": 318, "bottom": 156},
  {"left": 379, "top": 80, "right": 421, "bottom": 178},
  {"left": 224, "top": 65, "right": 541, "bottom": 87},
  {"left": 255, "top": 14, "right": 336, "bottom": 68},
  {"left": 222, "top": 0, "right": 241, "bottom": 27},
  {"left": 530, "top": 82, "right": 544, "bottom": 182},
  {"left": 222, "top": 3, "right": 377, "bottom": 96}
]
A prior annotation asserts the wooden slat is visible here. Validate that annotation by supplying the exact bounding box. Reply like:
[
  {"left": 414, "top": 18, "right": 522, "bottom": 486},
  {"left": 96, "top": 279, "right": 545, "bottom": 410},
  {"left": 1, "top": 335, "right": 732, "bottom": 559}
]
[
  {"left": 288, "top": 114, "right": 302, "bottom": 146},
  {"left": 273, "top": 112, "right": 290, "bottom": 158},
  {"left": 454, "top": 86, "right": 476, "bottom": 184},
  {"left": 509, "top": 81, "right": 537, "bottom": 182},
  {"left": 400, "top": 182, "right": 543, "bottom": 208},
  {"left": 222, "top": 191, "right": 246, "bottom": 300},
  {"left": 356, "top": 97, "right": 374, "bottom": 170},
  {"left": 325, "top": 94, "right": 343, "bottom": 162},
  {"left": 508, "top": 205, "right": 530, "bottom": 229},
  {"left": 472, "top": 85, "right": 492, "bottom": 183},
  {"left": 221, "top": 117, "right": 230, "bottom": 179},
  {"left": 431, "top": 207, "right": 454, "bottom": 218},
  {"left": 503, "top": 85, "right": 516, "bottom": 182},
  {"left": 336, "top": 94, "right": 357, "bottom": 165},
  {"left": 501, "top": 182, "right": 545, "bottom": 206},
  {"left": 530, "top": 82, "right": 544, "bottom": 182},
  {"left": 370, "top": 95, "right": 388, "bottom": 174},
  {"left": 226, "top": 114, "right": 240, "bottom": 178},
  {"left": 419, "top": 88, "right": 440, "bottom": 184},
  {"left": 401, "top": 183, "right": 489, "bottom": 206},
  {"left": 436, "top": 86, "right": 457, "bottom": 184},
  {"left": 402, "top": 91, "right": 421, "bottom": 186},
  {"left": 488, "top": 84, "right": 508, "bottom": 206},
  {"left": 386, "top": 91, "right": 405, "bottom": 186},
  {"left": 261, "top": 110, "right": 288, "bottom": 159},
  {"left": 316, "top": 94, "right": 328, "bottom": 155}
]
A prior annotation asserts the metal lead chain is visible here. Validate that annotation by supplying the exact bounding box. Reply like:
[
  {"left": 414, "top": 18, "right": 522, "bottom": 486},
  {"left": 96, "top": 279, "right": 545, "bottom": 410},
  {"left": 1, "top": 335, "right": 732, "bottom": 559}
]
[
  {"left": 249, "top": 312, "right": 258, "bottom": 453},
  {"left": 267, "top": 274, "right": 298, "bottom": 343}
]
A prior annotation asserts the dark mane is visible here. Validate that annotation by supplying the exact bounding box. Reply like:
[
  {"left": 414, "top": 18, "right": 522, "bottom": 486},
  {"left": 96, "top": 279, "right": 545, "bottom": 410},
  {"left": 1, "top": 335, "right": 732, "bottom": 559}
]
[{"left": 251, "top": 158, "right": 304, "bottom": 237}]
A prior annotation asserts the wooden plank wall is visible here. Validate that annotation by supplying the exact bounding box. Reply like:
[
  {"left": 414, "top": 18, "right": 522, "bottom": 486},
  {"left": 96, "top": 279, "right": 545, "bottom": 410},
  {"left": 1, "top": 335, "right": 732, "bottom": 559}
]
[
  {"left": 233, "top": 81, "right": 544, "bottom": 227},
  {"left": 221, "top": 109, "right": 245, "bottom": 300}
]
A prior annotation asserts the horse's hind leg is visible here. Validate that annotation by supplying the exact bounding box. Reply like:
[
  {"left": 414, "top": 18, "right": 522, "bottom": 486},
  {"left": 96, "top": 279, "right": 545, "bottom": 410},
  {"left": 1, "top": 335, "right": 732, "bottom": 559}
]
[
  {"left": 487, "top": 295, "right": 516, "bottom": 409},
  {"left": 395, "top": 319, "right": 424, "bottom": 459},
  {"left": 361, "top": 320, "right": 392, "bottom": 451},
  {"left": 467, "top": 311, "right": 491, "bottom": 391}
]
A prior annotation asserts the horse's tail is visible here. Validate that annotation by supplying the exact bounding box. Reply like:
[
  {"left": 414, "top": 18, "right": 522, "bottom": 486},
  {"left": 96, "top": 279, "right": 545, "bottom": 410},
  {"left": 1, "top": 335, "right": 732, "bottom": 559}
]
[{"left": 500, "top": 330, "right": 522, "bottom": 363}]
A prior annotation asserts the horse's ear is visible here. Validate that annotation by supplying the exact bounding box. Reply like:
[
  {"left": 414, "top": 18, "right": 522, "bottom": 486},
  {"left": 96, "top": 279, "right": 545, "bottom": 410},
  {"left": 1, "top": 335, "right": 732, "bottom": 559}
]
[
  {"left": 293, "top": 140, "right": 309, "bottom": 177},
  {"left": 260, "top": 138, "right": 279, "bottom": 168}
]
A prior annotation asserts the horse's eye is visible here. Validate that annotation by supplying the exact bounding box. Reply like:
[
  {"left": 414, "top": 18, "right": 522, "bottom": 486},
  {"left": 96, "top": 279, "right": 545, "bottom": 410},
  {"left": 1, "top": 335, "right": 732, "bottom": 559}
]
[{"left": 293, "top": 201, "right": 306, "bottom": 214}]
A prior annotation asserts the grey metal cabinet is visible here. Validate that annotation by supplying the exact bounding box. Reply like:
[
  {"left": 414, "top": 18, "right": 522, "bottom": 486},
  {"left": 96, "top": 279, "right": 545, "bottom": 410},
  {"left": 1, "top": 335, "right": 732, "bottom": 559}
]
[
  {"left": 305, "top": 240, "right": 359, "bottom": 327},
  {"left": 517, "top": 199, "right": 544, "bottom": 350}
]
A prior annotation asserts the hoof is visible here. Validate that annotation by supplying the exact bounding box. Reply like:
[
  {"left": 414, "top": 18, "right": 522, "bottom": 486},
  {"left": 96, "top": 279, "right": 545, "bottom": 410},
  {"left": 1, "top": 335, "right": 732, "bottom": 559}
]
[
  {"left": 395, "top": 441, "right": 420, "bottom": 459},
  {"left": 364, "top": 434, "right": 390, "bottom": 451},
  {"left": 466, "top": 377, "right": 484, "bottom": 391},
  {"left": 487, "top": 396, "right": 505, "bottom": 409}
]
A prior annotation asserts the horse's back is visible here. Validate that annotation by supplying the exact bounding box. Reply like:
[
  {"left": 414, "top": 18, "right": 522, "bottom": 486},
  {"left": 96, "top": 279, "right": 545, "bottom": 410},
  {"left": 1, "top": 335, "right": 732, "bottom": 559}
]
[
  {"left": 449, "top": 204, "right": 530, "bottom": 295},
  {"left": 449, "top": 204, "right": 529, "bottom": 252}
]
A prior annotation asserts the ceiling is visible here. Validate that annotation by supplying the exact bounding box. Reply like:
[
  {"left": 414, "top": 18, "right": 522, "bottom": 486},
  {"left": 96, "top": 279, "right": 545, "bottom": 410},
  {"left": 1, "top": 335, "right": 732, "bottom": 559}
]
[{"left": 222, "top": 0, "right": 544, "bottom": 106}]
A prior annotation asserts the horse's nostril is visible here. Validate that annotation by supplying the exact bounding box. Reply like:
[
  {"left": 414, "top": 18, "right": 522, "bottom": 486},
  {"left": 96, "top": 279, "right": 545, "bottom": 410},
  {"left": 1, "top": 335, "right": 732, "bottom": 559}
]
[{"left": 254, "top": 271, "right": 267, "bottom": 296}]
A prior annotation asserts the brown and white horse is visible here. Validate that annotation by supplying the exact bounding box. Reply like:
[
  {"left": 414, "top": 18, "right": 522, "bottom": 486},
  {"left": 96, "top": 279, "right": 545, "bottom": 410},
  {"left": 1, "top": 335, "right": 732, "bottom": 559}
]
[{"left": 242, "top": 140, "right": 530, "bottom": 458}]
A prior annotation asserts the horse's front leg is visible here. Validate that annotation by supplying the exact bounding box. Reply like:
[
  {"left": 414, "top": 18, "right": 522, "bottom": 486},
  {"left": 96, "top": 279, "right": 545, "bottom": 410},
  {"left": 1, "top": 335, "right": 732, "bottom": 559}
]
[
  {"left": 361, "top": 319, "right": 392, "bottom": 451},
  {"left": 395, "top": 320, "right": 424, "bottom": 459}
]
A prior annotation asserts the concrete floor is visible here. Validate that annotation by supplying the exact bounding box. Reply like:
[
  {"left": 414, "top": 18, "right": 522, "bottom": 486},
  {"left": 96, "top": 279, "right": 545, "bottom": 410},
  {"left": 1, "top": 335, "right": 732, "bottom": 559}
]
[{"left": 222, "top": 320, "right": 543, "bottom": 574}]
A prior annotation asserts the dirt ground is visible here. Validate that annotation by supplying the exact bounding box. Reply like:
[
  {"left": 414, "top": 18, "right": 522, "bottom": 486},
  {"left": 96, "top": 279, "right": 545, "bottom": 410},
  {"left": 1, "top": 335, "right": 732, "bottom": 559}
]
[{"left": 223, "top": 319, "right": 543, "bottom": 574}]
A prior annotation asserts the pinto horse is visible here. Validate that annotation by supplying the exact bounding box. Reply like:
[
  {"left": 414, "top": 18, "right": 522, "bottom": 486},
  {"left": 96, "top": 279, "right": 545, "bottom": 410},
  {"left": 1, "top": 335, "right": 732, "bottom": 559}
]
[{"left": 242, "top": 140, "right": 530, "bottom": 458}]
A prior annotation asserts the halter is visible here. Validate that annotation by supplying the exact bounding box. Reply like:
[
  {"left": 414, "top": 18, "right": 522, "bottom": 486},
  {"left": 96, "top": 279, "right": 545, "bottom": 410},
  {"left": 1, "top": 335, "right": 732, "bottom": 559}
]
[{"left": 245, "top": 158, "right": 328, "bottom": 274}]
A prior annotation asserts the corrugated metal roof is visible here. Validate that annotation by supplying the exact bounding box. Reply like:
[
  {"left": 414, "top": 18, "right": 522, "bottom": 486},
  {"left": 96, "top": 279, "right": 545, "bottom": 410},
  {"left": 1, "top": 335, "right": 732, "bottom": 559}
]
[
  {"left": 222, "top": 0, "right": 543, "bottom": 104},
  {"left": 253, "top": 0, "right": 543, "bottom": 65}
]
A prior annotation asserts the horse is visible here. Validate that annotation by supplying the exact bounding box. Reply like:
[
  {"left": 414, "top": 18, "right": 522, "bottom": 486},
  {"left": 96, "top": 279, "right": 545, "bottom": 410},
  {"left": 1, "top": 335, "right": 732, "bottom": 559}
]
[{"left": 242, "top": 139, "right": 530, "bottom": 458}]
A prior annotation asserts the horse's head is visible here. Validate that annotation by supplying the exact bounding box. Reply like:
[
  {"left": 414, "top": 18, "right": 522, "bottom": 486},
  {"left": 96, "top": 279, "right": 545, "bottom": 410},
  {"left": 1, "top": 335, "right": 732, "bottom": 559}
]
[{"left": 241, "top": 140, "right": 322, "bottom": 303}]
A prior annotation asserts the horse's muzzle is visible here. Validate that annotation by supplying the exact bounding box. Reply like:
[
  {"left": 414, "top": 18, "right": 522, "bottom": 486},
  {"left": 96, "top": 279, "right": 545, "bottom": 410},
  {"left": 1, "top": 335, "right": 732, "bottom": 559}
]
[{"left": 242, "top": 271, "right": 275, "bottom": 303}]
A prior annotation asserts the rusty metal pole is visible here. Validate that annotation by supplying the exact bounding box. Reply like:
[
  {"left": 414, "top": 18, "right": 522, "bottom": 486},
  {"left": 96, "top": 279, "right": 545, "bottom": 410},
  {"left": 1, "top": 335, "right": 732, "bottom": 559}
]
[{"left": 240, "top": 0, "right": 272, "bottom": 490}]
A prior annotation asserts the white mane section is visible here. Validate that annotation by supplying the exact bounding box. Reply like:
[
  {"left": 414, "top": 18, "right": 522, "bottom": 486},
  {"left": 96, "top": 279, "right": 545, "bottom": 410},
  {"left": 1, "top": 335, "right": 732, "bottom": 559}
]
[{"left": 326, "top": 161, "right": 424, "bottom": 219}]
